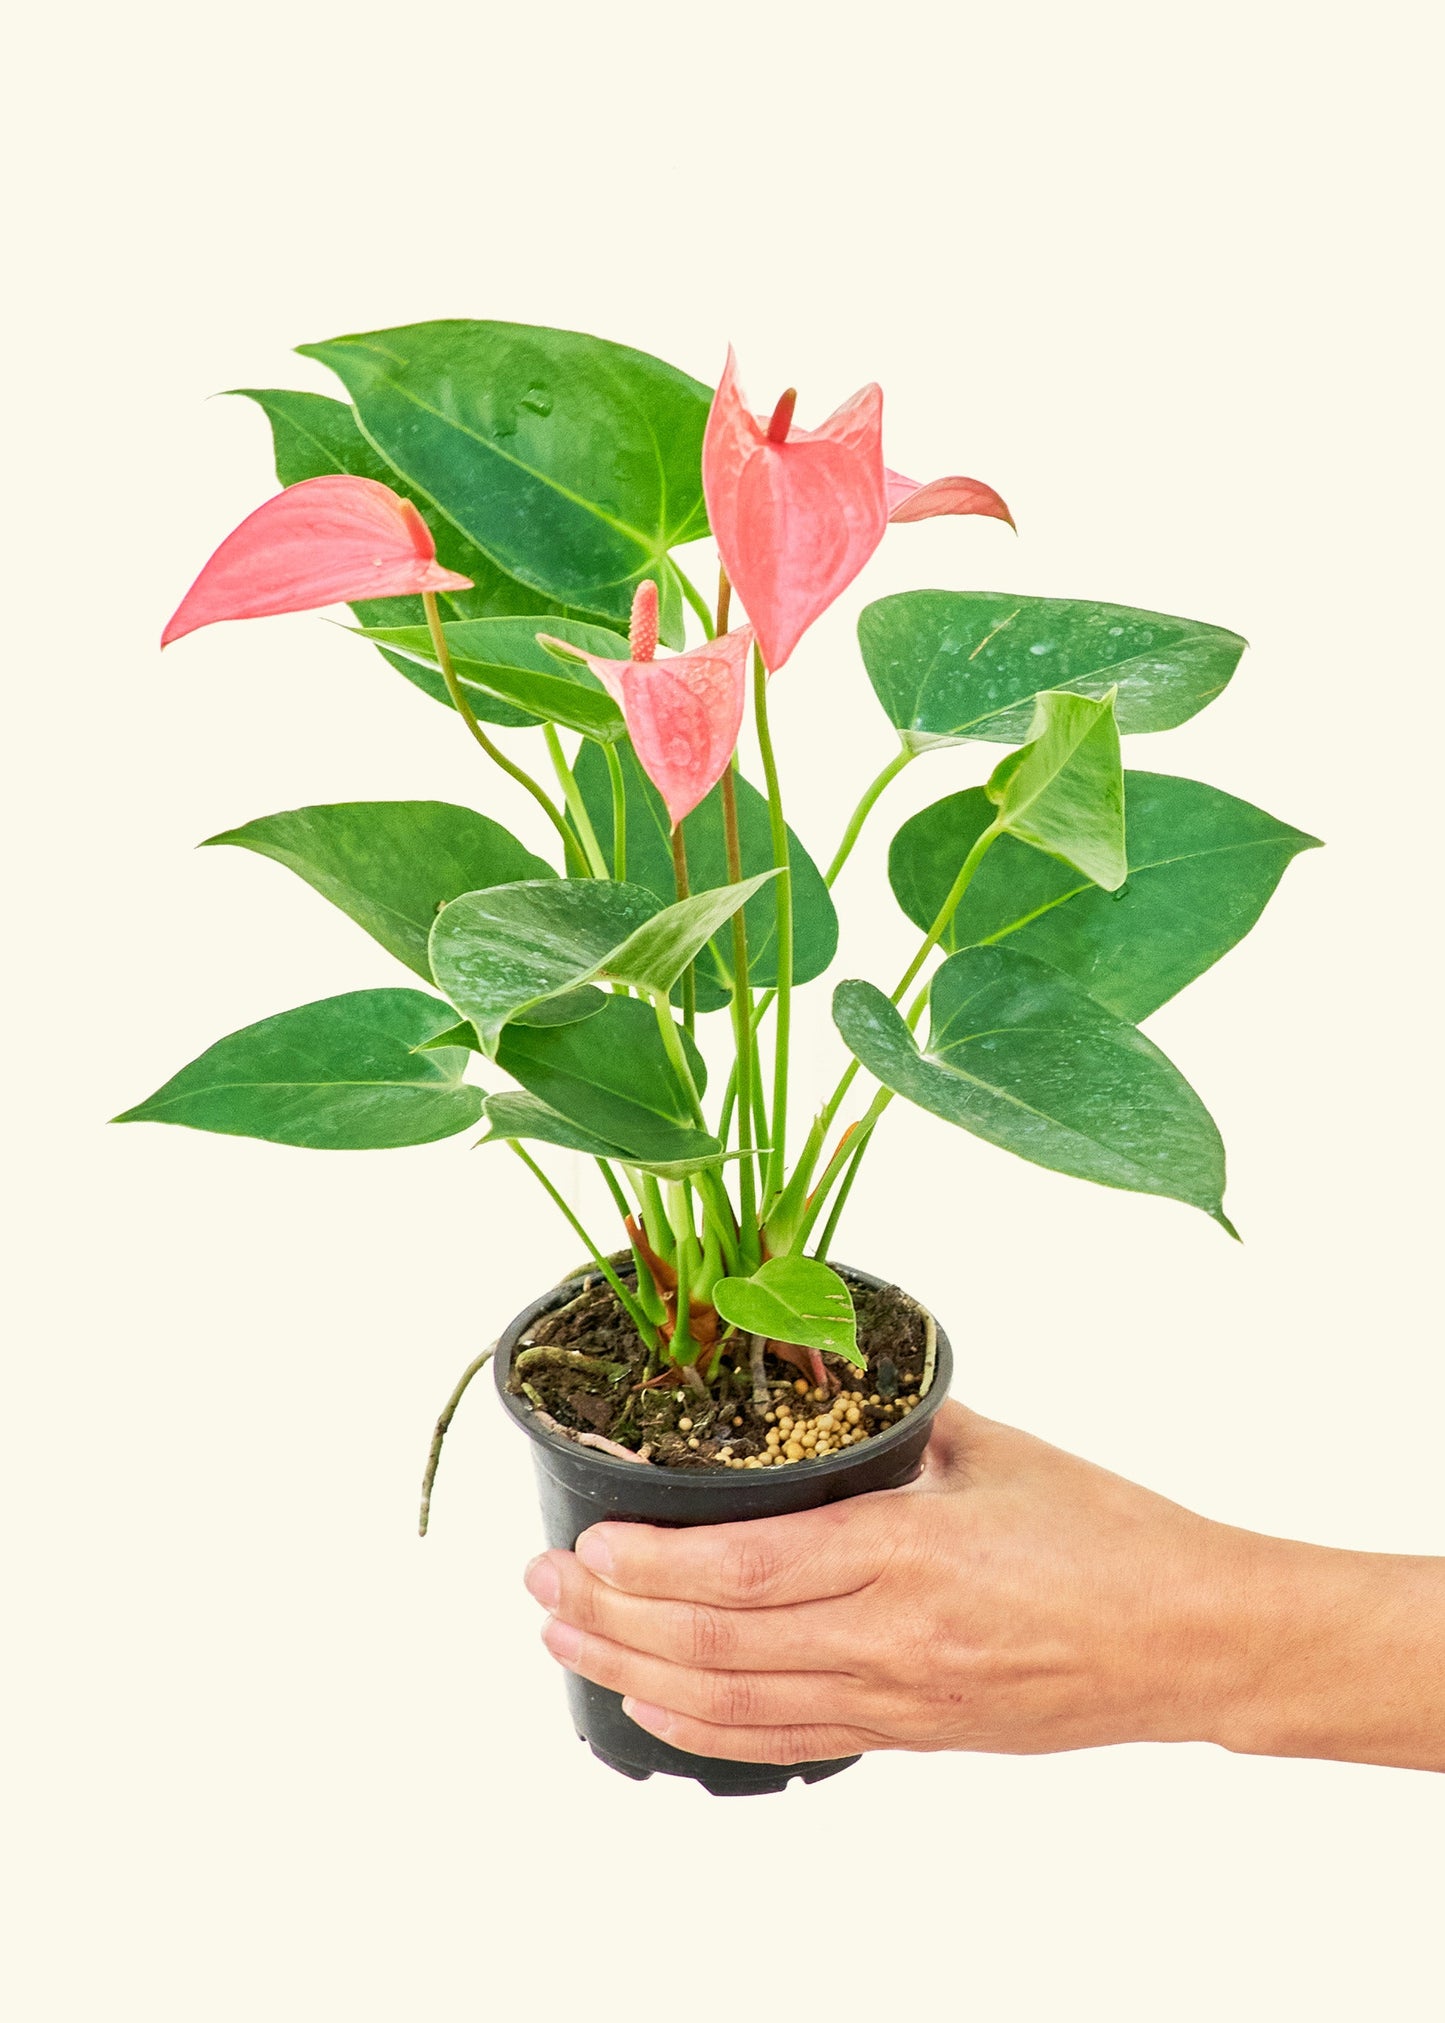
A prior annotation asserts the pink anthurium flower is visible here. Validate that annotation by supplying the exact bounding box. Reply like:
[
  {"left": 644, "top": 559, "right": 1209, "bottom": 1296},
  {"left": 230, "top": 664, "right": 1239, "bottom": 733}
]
[
  {"left": 703, "top": 348, "right": 887, "bottom": 674},
  {"left": 161, "top": 475, "right": 472, "bottom": 647},
  {"left": 538, "top": 581, "right": 752, "bottom": 828},
  {"left": 702, "top": 349, "right": 1014, "bottom": 672}
]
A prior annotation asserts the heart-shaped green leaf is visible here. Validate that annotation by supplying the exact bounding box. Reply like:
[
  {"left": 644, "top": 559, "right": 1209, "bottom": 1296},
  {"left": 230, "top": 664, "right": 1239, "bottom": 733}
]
[
  {"left": 712, "top": 1257, "right": 862, "bottom": 1368},
  {"left": 985, "top": 690, "right": 1126, "bottom": 890},
  {"left": 478, "top": 1092, "right": 734, "bottom": 1181},
  {"left": 494, "top": 994, "right": 714, "bottom": 1168},
  {"left": 297, "top": 321, "right": 713, "bottom": 645},
  {"left": 574, "top": 741, "right": 838, "bottom": 1008},
  {"left": 230, "top": 387, "right": 561, "bottom": 630},
  {"left": 860, "top": 591, "right": 1247, "bottom": 750},
  {"left": 114, "top": 990, "right": 482, "bottom": 1149},
  {"left": 890, "top": 774, "right": 1322, "bottom": 1021},
  {"left": 833, "top": 950, "right": 1232, "bottom": 1228},
  {"left": 358, "top": 616, "right": 629, "bottom": 740},
  {"left": 429, "top": 875, "right": 772, "bottom": 1053},
  {"left": 204, "top": 801, "right": 556, "bottom": 978}
]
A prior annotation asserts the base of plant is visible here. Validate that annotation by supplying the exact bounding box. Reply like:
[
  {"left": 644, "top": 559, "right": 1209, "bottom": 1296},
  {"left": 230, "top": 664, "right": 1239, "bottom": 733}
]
[{"left": 508, "top": 1260, "right": 934, "bottom": 1469}]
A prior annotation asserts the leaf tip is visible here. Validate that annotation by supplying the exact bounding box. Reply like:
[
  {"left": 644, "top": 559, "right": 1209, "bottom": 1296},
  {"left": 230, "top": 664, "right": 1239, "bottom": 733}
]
[{"left": 1213, "top": 1207, "right": 1242, "bottom": 1243}]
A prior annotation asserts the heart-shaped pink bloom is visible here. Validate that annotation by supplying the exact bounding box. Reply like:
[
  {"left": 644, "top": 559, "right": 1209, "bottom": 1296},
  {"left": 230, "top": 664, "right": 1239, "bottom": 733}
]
[
  {"left": 884, "top": 468, "right": 1015, "bottom": 528},
  {"left": 703, "top": 348, "right": 888, "bottom": 674},
  {"left": 539, "top": 585, "right": 752, "bottom": 828},
  {"left": 161, "top": 475, "right": 472, "bottom": 647}
]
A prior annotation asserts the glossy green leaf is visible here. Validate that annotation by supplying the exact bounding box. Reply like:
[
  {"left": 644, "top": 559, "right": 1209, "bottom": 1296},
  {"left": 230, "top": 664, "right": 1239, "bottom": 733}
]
[
  {"left": 231, "top": 387, "right": 562, "bottom": 630},
  {"left": 574, "top": 742, "right": 839, "bottom": 1009},
  {"left": 429, "top": 875, "right": 769, "bottom": 1053},
  {"left": 859, "top": 590, "right": 1247, "bottom": 749},
  {"left": 604, "top": 872, "right": 776, "bottom": 993},
  {"left": 358, "top": 615, "right": 628, "bottom": 740},
  {"left": 204, "top": 800, "right": 555, "bottom": 979},
  {"left": 833, "top": 951, "right": 1232, "bottom": 1227},
  {"left": 985, "top": 690, "right": 1126, "bottom": 889},
  {"left": 712, "top": 1257, "right": 863, "bottom": 1368},
  {"left": 494, "top": 994, "right": 715, "bottom": 1168},
  {"left": 890, "top": 773, "right": 1322, "bottom": 1021},
  {"left": 297, "top": 321, "right": 713, "bottom": 644},
  {"left": 416, "top": 987, "right": 608, "bottom": 1054},
  {"left": 114, "top": 990, "right": 482, "bottom": 1149},
  {"left": 477, "top": 1092, "right": 731, "bottom": 1181}
]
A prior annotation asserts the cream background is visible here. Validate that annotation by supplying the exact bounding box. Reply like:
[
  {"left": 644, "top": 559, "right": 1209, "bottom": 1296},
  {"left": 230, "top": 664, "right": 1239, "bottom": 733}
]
[{"left": 5, "top": 1, "right": 1441, "bottom": 2016}]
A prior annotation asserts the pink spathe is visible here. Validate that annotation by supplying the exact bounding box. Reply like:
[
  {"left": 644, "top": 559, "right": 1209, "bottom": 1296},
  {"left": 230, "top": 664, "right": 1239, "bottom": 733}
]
[
  {"left": 884, "top": 468, "right": 1015, "bottom": 528},
  {"left": 702, "top": 348, "right": 888, "bottom": 673},
  {"left": 702, "top": 350, "right": 1013, "bottom": 673},
  {"left": 539, "top": 594, "right": 753, "bottom": 829},
  {"left": 160, "top": 475, "right": 473, "bottom": 646}
]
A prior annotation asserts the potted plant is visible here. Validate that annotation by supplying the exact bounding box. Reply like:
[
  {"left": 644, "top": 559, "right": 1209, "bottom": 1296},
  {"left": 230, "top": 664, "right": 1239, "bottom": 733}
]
[{"left": 122, "top": 319, "right": 1319, "bottom": 1795}]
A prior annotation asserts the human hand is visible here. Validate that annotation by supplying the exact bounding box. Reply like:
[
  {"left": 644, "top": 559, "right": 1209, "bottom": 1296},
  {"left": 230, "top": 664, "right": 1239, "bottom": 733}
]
[{"left": 522, "top": 1400, "right": 1445, "bottom": 1770}]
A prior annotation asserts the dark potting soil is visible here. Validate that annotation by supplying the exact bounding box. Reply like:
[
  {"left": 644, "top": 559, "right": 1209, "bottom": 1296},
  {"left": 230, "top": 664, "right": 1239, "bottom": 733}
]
[{"left": 507, "top": 1263, "right": 932, "bottom": 1471}]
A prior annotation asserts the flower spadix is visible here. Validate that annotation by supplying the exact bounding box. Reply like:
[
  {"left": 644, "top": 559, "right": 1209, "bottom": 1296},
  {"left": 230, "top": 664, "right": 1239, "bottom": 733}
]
[
  {"left": 702, "top": 349, "right": 1014, "bottom": 672},
  {"left": 161, "top": 475, "right": 472, "bottom": 646},
  {"left": 538, "top": 581, "right": 751, "bottom": 828}
]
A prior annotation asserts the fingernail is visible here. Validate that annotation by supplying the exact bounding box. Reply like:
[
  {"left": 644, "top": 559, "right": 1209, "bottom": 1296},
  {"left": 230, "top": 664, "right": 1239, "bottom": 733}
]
[
  {"left": 576, "top": 1529, "right": 615, "bottom": 1581},
  {"left": 542, "top": 1617, "right": 583, "bottom": 1666},
  {"left": 622, "top": 1697, "right": 672, "bottom": 1739},
  {"left": 523, "top": 1555, "right": 561, "bottom": 1610}
]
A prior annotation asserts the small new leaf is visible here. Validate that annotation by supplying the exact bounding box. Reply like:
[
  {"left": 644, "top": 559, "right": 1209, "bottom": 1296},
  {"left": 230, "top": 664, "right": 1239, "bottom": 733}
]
[
  {"left": 985, "top": 689, "right": 1126, "bottom": 890},
  {"left": 712, "top": 1257, "right": 863, "bottom": 1369}
]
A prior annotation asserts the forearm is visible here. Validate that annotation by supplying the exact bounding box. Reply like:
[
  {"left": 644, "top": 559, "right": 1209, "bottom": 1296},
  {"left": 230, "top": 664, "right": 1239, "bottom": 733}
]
[{"left": 1214, "top": 1533, "right": 1445, "bottom": 1772}]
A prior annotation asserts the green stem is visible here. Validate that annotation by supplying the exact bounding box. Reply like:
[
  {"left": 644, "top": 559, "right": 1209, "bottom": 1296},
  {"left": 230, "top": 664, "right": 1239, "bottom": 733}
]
[
  {"left": 668, "top": 1181, "right": 696, "bottom": 1362},
  {"left": 793, "top": 1089, "right": 891, "bottom": 1253},
  {"left": 890, "top": 816, "right": 1004, "bottom": 1006},
  {"left": 670, "top": 825, "right": 697, "bottom": 1035},
  {"left": 650, "top": 991, "right": 708, "bottom": 1130},
  {"left": 811, "top": 1126, "right": 874, "bottom": 1262},
  {"left": 752, "top": 648, "right": 792, "bottom": 1206},
  {"left": 719, "top": 765, "right": 760, "bottom": 1266},
  {"left": 816, "top": 816, "right": 1006, "bottom": 1139},
  {"left": 825, "top": 748, "right": 915, "bottom": 886},
  {"left": 603, "top": 741, "right": 628, "bottom": 881},
  {"left": 508, "top": 1142, "right": 658, "bottom": 1345},
  {"left": 543, "top": 724, "right": 608, "bottom": 878},
  {"left": 421, "top": 592, "right": 584, "bottom": 876},
  {"left": 676, "top": 566, "right": 716, "bottom": 640}
]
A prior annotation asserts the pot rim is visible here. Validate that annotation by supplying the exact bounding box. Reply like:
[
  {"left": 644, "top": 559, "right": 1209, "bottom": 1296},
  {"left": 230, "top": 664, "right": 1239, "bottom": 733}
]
[{"left": 492, "top": 1260, "right": 950, "bottom": 1486}]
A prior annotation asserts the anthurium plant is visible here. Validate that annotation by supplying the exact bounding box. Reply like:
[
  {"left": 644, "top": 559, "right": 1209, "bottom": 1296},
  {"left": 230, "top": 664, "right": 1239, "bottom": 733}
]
[{"left": 124, "top": 319, "right": 1318, "bottom": 1496}]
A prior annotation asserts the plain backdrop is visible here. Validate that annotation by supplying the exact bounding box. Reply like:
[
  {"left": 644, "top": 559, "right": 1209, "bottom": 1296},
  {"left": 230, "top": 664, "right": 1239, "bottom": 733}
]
[{"left": 4, "top": 1, "right": 1441, "bottom": 2017}]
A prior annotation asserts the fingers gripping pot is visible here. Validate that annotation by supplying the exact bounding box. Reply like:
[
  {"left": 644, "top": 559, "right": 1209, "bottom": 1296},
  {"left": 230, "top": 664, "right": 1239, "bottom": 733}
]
[{"left": 495, "top": 1265, "right": 953, "bottom": 1796}]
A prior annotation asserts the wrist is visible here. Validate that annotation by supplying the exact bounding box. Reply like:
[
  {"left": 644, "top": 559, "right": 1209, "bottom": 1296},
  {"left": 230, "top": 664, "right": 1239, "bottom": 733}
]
[{"left": 1202, "top": 1531, "right": 1445, "bottom": 1770}]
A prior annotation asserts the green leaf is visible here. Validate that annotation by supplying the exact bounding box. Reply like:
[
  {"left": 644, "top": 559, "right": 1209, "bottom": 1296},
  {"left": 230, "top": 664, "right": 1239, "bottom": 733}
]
[
  {"left": 114, "top": 990, "right": 482, "bottom": 1149},
  {"left": 890, "top": 774, "right": 1322, "bottom": 1021},
  {"left": 833, "top": 951, "right": 1232, "bottom": 1228},
  {"left": 604, "top": 872, "right": 777, "bottom": 994},
  {"left": 478, "top": 1091, "right": 734, "bottom": 1182},
  {"left": 859, "top": 590, "right": 1247, "bottom": 750},
  {"left": 204, "top": 801, "right": 555, "bottom": 979},
  {"left": 712, "top": 1258, "right": 863, "bottom": 1369},
  {"left": 985, "top": 690, "right": 1126, "bottom": 890},
  {"left": 429, "top": 875, "right": 769, "bottom": 1053},
  {"left": 296, "top": 321, "right": 713, "bottom": 644},
  {"left": 230, "top": 387, "right": 564, "bottom": 630},
  {"left": 358, "top": 615, "right": 629, "bottom": 740},
  {"left": 494, "top": 994, "right": 716, "bottom": 1169},
  {"left": 574, "top": 742, "right": 839, "bottom": 1008},
  {"left": 416, "top": 987, "right": 609, "bottom": 1054}
]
